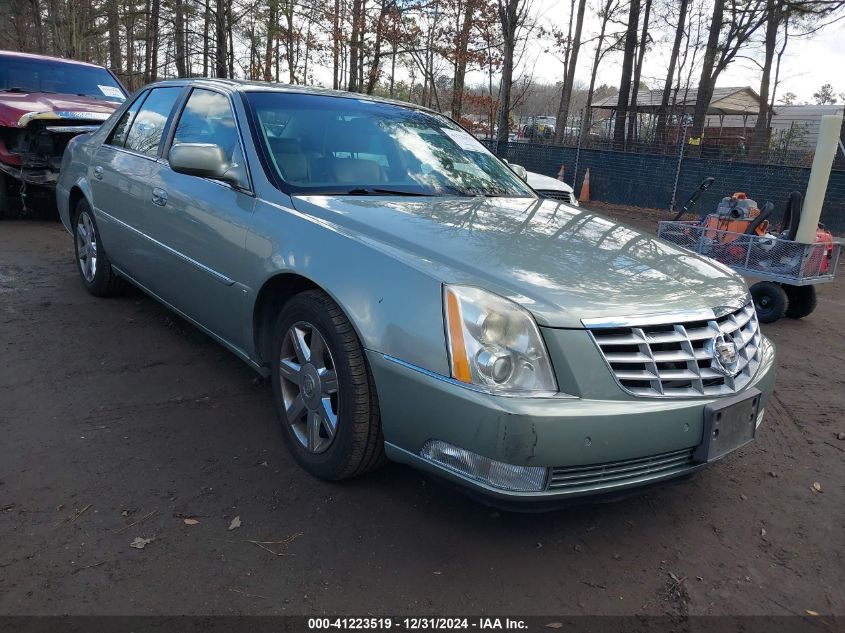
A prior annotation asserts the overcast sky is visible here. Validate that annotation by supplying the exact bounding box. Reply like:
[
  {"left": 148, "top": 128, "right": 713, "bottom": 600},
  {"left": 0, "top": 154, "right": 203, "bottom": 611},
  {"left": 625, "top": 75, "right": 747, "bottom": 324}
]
[{"left": 463, "top": 1, "right": 845, "bottom": 104}]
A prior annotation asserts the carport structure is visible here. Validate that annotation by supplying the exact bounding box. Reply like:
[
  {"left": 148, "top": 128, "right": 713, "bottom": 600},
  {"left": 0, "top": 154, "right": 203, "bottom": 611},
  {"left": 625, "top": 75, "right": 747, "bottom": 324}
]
[{"left": 590, "top": 86, "right": 764, "bottom": 150}]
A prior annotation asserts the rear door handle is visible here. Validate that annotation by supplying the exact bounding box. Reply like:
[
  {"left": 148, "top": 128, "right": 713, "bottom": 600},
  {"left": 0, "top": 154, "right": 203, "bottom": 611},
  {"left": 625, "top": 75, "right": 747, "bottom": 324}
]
[
  {"left": 151, "top": 188, "right": 168, "bottom": 206},
  {"left": 93, "top": 166, "right": 103, "bottom": 180}
]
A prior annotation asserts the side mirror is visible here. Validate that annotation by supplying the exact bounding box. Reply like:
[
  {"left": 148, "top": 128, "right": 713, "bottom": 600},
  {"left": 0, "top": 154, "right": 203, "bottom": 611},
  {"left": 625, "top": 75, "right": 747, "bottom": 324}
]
[
  {"left": 508, "top": 162, "right": 528, "bottom": 181},
  {"left": 169, "top": 143, "right": 243, "bottom": 187}
]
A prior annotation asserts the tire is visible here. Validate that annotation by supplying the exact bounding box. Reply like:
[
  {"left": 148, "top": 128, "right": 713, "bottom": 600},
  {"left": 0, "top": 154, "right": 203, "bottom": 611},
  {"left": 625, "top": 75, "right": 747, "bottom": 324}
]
[
  {"left": 72, "top": 199, "right": 122, "bottom": 297},
  {"left": 750, "top": 281, "right": 788, "bottom": 323},
  {"left": 270, "top": 289, "right": 385, "bottom": 480},
  {"left": 783, "top": 285, "right": 817, "bottom": 319}
]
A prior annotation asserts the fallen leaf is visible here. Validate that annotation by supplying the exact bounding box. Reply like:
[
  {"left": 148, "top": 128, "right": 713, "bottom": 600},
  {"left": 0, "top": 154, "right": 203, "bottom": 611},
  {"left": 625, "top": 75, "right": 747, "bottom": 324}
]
[
  {"left": 228, "top": 516, "right": 241, "bottom": 531},
  {"left": 433, "top": 571, "right": 442, "bottom": 575},
  {"left": 761, "top": 527, "right": 767, "bottom": 537},
  {"left": 740, "top": 494, "right": 748, "bottom": 501},
  {"left": 768, "top": 471, "right": 777, "bottom": 478},
  {"left": 837, "top": 432, "right": 845, "bottom": 441},
  {"left": 130, "top": 536, "right": 154, "bottom": 549},
  {"left": 545, "top": 624, "right": 563, "bottom": 629},
  {"left": 183, "top": 518, "right": 200, "bottom": 526},
  {"left": 121, "top": 510, "right": 129, "bottom": 517},
  {"left": 806, "top": 610, "right": 819, "bottom": 616},
  {"left": 812, "top": 482, "right": 822, "bottom": 493}
]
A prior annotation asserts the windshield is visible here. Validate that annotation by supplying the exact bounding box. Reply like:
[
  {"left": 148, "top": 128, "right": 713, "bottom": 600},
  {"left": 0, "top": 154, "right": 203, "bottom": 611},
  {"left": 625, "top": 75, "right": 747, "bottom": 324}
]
[
  {"left": 0, "top": 55, "right": 126, "bottom": 102},
  {"left": 244, "top": 92, "right": 533, "bottom": 197}
]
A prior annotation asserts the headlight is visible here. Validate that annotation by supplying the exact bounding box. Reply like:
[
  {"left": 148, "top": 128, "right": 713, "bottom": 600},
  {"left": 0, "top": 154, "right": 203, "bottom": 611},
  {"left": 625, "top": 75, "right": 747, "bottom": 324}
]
[{"left": 443, "top": 285, "right": 557, "bottom": 395}]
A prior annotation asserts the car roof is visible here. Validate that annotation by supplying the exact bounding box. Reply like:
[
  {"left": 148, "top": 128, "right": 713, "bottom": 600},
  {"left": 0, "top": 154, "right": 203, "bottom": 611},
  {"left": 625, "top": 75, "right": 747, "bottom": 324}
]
[
  {"left": 146, "top": 77, "right": 441, "bottom": 116},
  {"left": 0, "top": 50, "right": 108, "bottom": 69}
]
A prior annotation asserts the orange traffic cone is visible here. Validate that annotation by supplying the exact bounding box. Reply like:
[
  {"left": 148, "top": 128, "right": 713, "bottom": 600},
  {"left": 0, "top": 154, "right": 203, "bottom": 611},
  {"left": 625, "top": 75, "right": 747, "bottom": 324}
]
[
  {"left": 578, "top": 168, "right": 590, "bottom": 203},
  {"left": 557, "top": 164, "right": 566, "bottom": 181}
]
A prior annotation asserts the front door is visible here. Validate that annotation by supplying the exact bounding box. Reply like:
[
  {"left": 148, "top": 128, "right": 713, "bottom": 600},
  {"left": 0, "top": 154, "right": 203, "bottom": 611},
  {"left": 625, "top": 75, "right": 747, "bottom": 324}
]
[{"left": 140, "top": 87, "right": 254, "bottom": 351}]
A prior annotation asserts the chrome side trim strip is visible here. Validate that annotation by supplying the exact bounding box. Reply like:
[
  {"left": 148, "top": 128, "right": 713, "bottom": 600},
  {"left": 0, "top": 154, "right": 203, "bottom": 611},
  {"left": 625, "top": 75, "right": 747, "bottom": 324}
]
[
  {"left": 96, "top": 208, "right": 235, "bottom": 286},
  {"left": 381, "top": 354, "right": 576, "bottom": 400}
]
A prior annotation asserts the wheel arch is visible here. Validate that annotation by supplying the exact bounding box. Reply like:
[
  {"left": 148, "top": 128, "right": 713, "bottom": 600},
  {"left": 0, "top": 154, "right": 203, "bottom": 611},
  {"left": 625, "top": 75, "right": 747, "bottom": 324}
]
[
  {"left": 66, "top": 178, "right": 94, "bottom": 230},
  {"left": 252, "top": 272, "right": 371, "bottom": 368}
]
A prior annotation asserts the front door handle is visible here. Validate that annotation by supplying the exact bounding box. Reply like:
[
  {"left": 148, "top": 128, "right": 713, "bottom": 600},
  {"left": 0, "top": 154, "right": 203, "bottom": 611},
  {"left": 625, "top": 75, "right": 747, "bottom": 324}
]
[
  {"left": 93, "top": 166, "right": 103, "bottom": 180},
  {"left": 151, "top": 188, "right": 168, "bottom": 206}
]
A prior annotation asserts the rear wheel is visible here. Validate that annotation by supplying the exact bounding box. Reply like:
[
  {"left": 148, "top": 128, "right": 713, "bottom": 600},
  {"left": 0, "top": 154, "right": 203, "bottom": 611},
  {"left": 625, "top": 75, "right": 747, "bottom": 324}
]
[
  {"left": 783, "top": 284, "right": 817, "bottom": 319},
  {"left": 72, "top": 199, "right": 122, "bottom": 297},
  {"left": 271, "top": 290, "right": 385, "bottom": 480},
  {"left": 750, "top": 281, "right": 788, "bottom": 323}
]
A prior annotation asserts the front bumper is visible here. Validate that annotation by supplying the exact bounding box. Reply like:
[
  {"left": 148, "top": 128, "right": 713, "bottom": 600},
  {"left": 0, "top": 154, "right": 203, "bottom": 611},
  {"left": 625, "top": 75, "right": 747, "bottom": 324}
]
[{"left": 367, "top": 335, "right": 776, "bottom": 505}]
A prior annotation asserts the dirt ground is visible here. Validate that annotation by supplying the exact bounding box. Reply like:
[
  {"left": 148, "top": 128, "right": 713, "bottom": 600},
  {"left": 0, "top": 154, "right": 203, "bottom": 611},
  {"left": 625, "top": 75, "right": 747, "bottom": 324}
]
[{"left": 1, "top": 205, "right": 844, "bottom": 618}]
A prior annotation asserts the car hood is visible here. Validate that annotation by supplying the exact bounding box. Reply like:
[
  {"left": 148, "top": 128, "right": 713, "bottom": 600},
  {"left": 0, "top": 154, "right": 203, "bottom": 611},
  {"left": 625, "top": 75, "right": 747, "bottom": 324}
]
[
  {"left": 0, "top": 92, "right": 119, "bottom": 127},
  {"left": 291, "top": 195, "right": 748, "bottom": 328},
  {"left": 526, "top": 171, "right": 574, "bottom": 193}
]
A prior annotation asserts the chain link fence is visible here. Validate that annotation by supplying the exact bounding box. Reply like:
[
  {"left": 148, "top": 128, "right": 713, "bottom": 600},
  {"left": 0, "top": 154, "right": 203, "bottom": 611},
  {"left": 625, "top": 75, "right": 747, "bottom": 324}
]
[{"left": 484, "top": 110, "right": 845, "bottom": 233}]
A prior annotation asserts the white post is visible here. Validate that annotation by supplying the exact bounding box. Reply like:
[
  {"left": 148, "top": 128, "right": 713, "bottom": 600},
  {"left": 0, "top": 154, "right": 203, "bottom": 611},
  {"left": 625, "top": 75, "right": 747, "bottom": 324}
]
[{"left": 796, "top": 113, "right": 844, "bottom": 243}]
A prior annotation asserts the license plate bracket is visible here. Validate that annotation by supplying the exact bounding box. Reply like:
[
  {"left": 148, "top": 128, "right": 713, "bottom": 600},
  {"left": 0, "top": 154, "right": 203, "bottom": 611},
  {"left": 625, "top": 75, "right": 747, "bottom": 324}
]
[{"left": 693, "top": 388, "right": 761, "bottom": 463}]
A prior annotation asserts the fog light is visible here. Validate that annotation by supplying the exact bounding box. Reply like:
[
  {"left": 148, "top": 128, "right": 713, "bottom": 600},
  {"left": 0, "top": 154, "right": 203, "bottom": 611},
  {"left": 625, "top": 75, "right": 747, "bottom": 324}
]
[{"left": 419, "top": 439, "right": 547, "bottom": 492}]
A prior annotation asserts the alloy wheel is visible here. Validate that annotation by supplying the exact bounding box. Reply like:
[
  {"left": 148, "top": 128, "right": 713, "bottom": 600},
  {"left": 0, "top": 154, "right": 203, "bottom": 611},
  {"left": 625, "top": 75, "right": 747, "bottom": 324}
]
[
  {"left": 278, "top": 321, "right": 340, "bottom": 454},
  {"left": 76, "top": 211, "right": 98, "bottom": 282}
]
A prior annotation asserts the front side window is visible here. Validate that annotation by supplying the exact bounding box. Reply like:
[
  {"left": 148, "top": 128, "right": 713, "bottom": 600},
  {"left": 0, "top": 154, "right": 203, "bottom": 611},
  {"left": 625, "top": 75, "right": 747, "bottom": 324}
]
[
  {"left": 244, "top": 92, "right": 533, "bottom": 197},
  {"left": 171, "top": 88, "right": 241, "bottom": 163},
  {"left": 124, "top": 87, "right": 182, "bottom": 157}
]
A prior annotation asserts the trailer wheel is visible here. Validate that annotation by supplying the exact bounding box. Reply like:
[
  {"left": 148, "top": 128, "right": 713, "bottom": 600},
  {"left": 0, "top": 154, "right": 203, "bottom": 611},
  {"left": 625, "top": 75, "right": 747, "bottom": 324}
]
[
  {"left": 783, "top": 285, "right": 817, "bottom": 319},
  {"left": 750, "top": 281, "right": 788, "bottom": 323}
]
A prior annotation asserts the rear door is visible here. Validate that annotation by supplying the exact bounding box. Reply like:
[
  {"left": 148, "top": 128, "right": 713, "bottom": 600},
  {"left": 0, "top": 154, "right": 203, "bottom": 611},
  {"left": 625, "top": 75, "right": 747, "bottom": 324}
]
[
  {"left": 89, "top": 86, "right": 183, "bottom": 278},
  {"left": 140, "top": 87, "right": 254, "bottom": 350}
]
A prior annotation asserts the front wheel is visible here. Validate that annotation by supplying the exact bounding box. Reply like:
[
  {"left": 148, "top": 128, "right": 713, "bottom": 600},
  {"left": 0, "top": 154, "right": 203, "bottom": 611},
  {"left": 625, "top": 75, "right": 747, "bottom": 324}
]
[
  {"left": 270, "top": 290, "right": 385, "bottom": 480},
  {"left": 750, "top": 281, "right": 788, "bottom": 323},
  {"left": 73, "top": 199, "right": 122, "bottom": 297}
]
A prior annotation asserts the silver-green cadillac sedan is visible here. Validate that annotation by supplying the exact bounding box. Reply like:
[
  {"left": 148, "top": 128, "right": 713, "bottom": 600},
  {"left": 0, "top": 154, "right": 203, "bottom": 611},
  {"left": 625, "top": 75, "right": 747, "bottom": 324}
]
[{"left": 56, "top": 79, "right": 776, "bottom": 507}]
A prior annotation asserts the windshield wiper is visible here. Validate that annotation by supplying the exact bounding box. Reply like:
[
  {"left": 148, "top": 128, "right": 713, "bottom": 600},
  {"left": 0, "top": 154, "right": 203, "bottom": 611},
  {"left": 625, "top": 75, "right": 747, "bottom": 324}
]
[{"left": 343, "top": 187, "right": 434, "bottom": 197}]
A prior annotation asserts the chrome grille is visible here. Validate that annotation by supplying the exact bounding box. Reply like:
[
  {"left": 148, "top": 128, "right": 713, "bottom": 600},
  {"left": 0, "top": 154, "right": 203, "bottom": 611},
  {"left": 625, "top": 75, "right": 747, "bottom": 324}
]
[
  {"left": 548, "top": 448, "right": 694, "bottom": 490},
  {"left": 587, "top": 301, "right": 762, "bottom": 398},
  {"left": 537, "top": 189, "right": 574, "bottom": 204}
]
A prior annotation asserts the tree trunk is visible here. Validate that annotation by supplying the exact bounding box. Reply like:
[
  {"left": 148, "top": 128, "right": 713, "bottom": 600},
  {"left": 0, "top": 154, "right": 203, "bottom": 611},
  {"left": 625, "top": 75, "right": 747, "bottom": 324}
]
[
  {"left": 654, "top": 0, "right": 689, "bottom": 148},
  {"left": 554, "top": 0, "right": 586, "bottom": 143},
  {"left": 626, "top": 0, "right": 651, "bottom": 147},
  {"left": 107, "top": 0, "right": 122, "bottom": 78},
  {"left": 613, "top": 0, "right": 640, "bottom": 150},
  {"left": 174, "top": 0, "right": 186, "bottom": 77},
  {"left": 347, "top": 0, "right": 363, "bottom": 91},
  {"left": 203, "top": 0, "right": 211, "bottom": 77},
  {"left": 691, "top": 0, "right": 724, "bottom": 139},
  {"left": 264, "top": 0, "right": 277, "bottom": 81},
  {"left": 495, "top": 0, "right": 520, "bottom": 145},
  {"left": 149, "top": 0, "right": 161, "bottom": 81},
  {"left": 580, "top": 0, "right": 613, "bottom": 146},
  {"left": 366, "top": 2, "right": 392, "bottom": 95},
  {"left": 751, "top": 0, "right": 779, "bottom": 158},
  {"left": 451, "top": 0, "right": 478, "bottom": 118},
  {"left": 215, "top": 0, "right": 227, "bottom": 77},
  {"left": 332, "top": 0, "right": 340, "bottom": 89}
]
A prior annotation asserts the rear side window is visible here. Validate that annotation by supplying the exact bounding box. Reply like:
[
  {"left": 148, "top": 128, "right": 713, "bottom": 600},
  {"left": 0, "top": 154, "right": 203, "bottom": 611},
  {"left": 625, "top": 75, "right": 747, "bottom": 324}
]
[
  {"left": 124, "top": 87, "right": 182, "bottom": 157},
  {"left": 108, "top": 92, "right": 147, "bottom": 148},
  {"left": 171, "top": 89, "right": 241, "bottom": 162}
]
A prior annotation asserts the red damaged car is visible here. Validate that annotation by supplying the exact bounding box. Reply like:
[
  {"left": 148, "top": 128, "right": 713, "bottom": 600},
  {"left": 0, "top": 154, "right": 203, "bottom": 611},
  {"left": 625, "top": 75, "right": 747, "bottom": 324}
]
[{"left": 0, "top": 51, "right": 127, "bottom": 218}]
